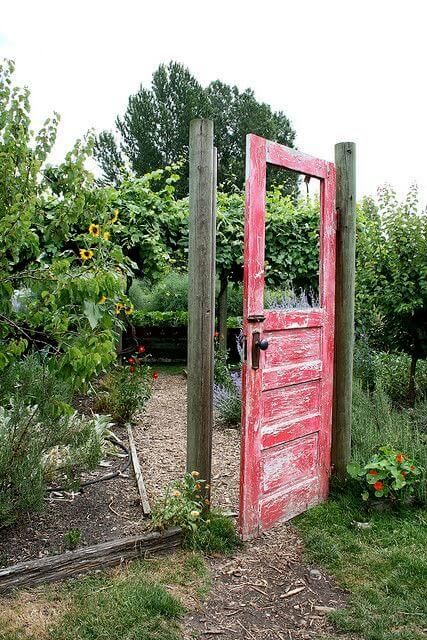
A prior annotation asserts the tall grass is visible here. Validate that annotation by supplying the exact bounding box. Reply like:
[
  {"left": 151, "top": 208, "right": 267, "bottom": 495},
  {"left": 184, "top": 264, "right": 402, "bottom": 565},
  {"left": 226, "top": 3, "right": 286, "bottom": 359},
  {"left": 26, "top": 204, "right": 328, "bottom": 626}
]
[{"left": 352, "top": 380, "right": 426, "bottom": 503}]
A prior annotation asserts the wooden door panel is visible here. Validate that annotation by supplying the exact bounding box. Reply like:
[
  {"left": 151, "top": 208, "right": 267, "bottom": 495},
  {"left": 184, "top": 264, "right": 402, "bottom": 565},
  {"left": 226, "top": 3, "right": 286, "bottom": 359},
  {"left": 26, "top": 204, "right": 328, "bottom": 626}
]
[
  {"left": 261, "top": 414, "right": 321, "bottom": 449},
  {"left": 263, "top": 326, "right": 321, "bottom": 366},
  {"left": 261, "top": 433, "right": 319, "bottom": 494},
  {"left": 262, "top": 380, "right": 321, "bottom": 425}
]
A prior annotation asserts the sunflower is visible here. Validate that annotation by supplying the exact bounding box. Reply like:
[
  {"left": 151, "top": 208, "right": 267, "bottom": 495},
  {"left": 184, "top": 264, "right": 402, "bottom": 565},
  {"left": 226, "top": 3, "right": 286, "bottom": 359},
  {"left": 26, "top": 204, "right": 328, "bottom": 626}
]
[
  {"left": 79, "top": 248, "right": 94, "bottom": 261},
  {"left": 98, "top": 295, "right": 107, "bottom": 304},
  {"left": 114, "top": 302, "right": 124, "bottom": 314},
  {"left": 124, "top": 304, "right": 134, "bottom": 316},
  {"left": 103, "top": 231, "right": 110, "bottom": 241},
  {"left": 88, "top": 223, "right": 100, "bottom": 237},
  {"left": 110, "top": 208, "right": 119, "bottom": 224}
]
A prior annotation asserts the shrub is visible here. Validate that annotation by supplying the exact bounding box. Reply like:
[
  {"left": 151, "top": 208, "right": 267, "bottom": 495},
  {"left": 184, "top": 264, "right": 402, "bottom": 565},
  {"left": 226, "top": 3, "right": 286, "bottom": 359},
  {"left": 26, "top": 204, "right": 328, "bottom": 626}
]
[
  {"left": 213, "top": 373, "right": 242, "bottom": 427},
  {"left": 96, "top": 353, "right": 152, "bottom": 424},
  {"left": 151, "top": 472, "right": 241, "bottom": 553},
  {"left": 354, "top": 341, "right": 427, "bottom": 405},
  {"left": 347, "top": 447, "right": 421, "bottom": 502},
  {"left": 129, "top": 272, "right": 188, "bottom": 312},
  {"left": 0, "top": 403, "right": 105, "bottom": 526},
  {"left": 352, "top": 380, "right": 426, "bottom": 503}
]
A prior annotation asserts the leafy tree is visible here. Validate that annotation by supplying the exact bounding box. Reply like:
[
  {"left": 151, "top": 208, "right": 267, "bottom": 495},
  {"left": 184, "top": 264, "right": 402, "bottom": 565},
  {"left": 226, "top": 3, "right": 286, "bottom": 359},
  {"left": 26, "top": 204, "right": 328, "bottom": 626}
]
[
  {"left": 0, "top": 60, "right": 135, "bottom": 385},
  {"left": 355, "top": 185, "right": 427, "bottom": 405},
  {"left": 95, "top": 61, "right": 297, "bottom": 196}
]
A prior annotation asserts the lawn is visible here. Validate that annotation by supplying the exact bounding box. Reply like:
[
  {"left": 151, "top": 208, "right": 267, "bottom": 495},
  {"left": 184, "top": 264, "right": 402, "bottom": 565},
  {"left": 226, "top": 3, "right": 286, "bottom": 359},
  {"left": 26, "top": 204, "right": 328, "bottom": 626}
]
[
  {"left": 0, "top": 552, "right": 208, "bottom": 640},
  {"left": 296, "top": 487, "right": 427, "bottom": 640}
]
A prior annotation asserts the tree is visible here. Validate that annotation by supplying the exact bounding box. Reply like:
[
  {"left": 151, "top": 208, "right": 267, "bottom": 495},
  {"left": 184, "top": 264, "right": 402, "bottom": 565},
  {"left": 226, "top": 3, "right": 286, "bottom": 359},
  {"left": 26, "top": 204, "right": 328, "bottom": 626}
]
[
  {"left": 355, "top": 185, "right": 427, "bottom": 405},
  {"left": 95, "top": 61, "right": 297, "bottom": 196}
]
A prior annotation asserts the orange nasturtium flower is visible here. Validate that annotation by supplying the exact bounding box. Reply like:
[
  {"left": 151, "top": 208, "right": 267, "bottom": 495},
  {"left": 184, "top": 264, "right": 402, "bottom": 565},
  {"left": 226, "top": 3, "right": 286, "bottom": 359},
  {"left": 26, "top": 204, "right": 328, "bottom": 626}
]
[
  {"left": 373, "top": 481, "right": 384, "bottom": 491},
  {"left": 395, "top": 454, "right": 405, "bottom": 464},
  {"left": 368, "top": 470, "right": 378, "bottom": 475},
  {"left": 88, "top": 223, "right": 100, "bottom": 237},
  {"left": 79, "top": 248, "right": 94, "bottom": 261}
]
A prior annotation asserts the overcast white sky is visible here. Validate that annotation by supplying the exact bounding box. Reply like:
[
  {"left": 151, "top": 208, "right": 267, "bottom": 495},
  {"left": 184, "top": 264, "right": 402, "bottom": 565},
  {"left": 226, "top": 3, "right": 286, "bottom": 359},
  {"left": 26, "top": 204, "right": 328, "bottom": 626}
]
[{"left": 1, "top": 0, "right": 426, "bottom": 206}]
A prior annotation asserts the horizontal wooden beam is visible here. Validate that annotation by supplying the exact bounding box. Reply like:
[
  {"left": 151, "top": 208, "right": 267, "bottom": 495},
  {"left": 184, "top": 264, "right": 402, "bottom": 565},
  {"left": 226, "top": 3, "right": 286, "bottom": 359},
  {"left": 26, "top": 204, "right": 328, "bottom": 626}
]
[
  {"left": 0, "top": 527, "right": 181, "bottom": 593},
  {"left": 265, "top": 138, "right": 333, "bottom": 179}
]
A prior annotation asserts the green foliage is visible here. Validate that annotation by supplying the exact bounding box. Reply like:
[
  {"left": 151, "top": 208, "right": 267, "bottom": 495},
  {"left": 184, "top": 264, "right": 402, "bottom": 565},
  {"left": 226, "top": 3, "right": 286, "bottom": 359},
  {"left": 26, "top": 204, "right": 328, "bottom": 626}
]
[
  {"left": 63, "top": 528, "right": 82, "bottom": 550},
  {"left": 354, "top": 340, "right": 427, "bottom": 405},
  {"left": 132, "top": 310, "right": 189, "bottom": 328},
  {"left": 130, "top": 272, "right": 189, "bottom": 312},
  {"left": 96, "top": 359, "right": 152, "bottom": 425},
  {"left": 152, "top": 472, "right": 240, "bottom": 553},
  {"left": 0, "top": 61, "right": 136, "bottom": 386},
  {"left": 296, "top": 492, "right": 427, "bottom": 640},
  {"left": 95, "top": 61, "right": 297, "bottom": 196},
  {"left": 352, "top": 380, "right": 426, "bottom": 503},
  {"left": 347, "top": 447, "right": 421, "bottom": 501},
  {"left": 0, "top": 386, "right": 104, "bottom": 527},
  {"left": 356, "top": 185, "right": 427, "bottom": 401}
]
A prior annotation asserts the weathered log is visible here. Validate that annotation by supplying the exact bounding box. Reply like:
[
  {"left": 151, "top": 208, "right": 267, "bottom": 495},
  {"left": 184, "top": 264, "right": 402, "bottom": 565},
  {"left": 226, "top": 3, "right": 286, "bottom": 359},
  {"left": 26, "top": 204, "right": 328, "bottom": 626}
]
[
  {"left": 127, "top": 424, "right": 151, "bottom": 515},
  {"left": 0, "top": 527, "right": 181, "bottom": 593}
]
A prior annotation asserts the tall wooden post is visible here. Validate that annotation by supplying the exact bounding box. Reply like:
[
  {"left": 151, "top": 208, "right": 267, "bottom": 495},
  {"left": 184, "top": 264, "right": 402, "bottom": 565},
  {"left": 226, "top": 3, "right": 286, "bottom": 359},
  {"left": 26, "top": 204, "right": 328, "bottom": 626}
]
[
  {"left": 187, "top": 119, "right": 216, "bottom": 491},
  {"left": 332, "top": 142, "right": 356, "bottom": 478}
]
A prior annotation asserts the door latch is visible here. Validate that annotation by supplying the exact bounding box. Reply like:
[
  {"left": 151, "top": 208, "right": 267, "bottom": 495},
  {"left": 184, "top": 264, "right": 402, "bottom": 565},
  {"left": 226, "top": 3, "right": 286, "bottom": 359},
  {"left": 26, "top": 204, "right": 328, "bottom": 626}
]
[{"left": 251, "top": 331, "right": 269, "bottom": 370}]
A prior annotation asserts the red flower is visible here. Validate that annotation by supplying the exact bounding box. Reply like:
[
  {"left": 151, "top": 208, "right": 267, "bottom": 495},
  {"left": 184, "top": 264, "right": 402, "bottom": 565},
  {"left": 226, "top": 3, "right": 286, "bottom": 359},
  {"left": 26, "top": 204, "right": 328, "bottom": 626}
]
[
  {"left": 368, "top": 469, "right": 378, "bottom": 476},
  {"left": 410, "top": 465, "right": 415, "bottom": 471},
  {"left": 401, "top": 471, "right": 407, "bottom": 478},
  {"left": 129, "top": 366, "right": 135, "bottom": 373},
  {"left": 137, "top": 345, "right": 145, "bottom": 354},
  {"left": 373, "top": 481, "right": 384, "bottom": 491},
  {"left": 152, "top": 372, "right": 158, "bottom": 380},
  {"left": 214, "top": 331, "right": 219, "bottom": 338},
  {"left": 128, "top": 357, "right": 135, "bottom": 364},
  {"left": 395, "top": 454, "right": 405, "bottom": 464}
]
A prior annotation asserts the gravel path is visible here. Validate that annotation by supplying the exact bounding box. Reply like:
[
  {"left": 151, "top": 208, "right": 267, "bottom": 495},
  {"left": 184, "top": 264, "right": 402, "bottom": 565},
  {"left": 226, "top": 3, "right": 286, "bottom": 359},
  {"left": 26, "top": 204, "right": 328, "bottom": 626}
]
[{"left": 134, "top": 372, "right": 240, "bottom": 511}]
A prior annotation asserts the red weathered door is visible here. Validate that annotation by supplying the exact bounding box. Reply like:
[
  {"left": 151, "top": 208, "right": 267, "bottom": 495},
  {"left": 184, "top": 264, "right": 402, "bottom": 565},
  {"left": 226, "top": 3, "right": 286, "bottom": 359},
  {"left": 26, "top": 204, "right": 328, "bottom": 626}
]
[{"left": 239, "top": 135, "right": 336, "bottom": 540}]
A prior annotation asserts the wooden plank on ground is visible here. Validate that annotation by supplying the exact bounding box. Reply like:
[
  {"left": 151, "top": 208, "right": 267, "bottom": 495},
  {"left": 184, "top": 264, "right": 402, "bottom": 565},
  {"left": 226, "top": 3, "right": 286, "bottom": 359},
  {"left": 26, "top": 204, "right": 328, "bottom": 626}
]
[
  {"left": 0, "top": 527, "right": 181, "bottom": 593},
  {"left": 127, "top": 424, "right": 151, "bottom": 515}
]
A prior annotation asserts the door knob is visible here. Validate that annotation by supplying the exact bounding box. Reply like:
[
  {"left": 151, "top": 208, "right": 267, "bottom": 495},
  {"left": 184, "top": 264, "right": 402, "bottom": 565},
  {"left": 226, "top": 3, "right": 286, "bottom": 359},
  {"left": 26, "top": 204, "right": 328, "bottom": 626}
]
[{"left": 251, "top": 332, "right": 269, "bottom": 369}]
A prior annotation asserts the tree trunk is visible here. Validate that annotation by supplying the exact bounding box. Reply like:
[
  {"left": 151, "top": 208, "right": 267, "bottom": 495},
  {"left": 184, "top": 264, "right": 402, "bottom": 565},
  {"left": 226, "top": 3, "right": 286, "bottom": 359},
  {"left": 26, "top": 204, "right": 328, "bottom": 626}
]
[
  {"left": 408, "top": 353, "right": 418, "bottom": 407},
  {"left": 218, "top": 272, "right": 228, "bottom": 352}
]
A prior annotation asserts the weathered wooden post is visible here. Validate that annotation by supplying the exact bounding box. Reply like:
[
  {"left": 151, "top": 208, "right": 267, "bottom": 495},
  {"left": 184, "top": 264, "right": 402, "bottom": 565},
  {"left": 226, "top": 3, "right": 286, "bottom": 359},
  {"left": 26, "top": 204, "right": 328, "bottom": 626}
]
[
  {"left": 332, "top": 142, "right": 356, "bottom": 478},
  {"left": 187, "top": 119, "right": 216, "bottom": 492}
]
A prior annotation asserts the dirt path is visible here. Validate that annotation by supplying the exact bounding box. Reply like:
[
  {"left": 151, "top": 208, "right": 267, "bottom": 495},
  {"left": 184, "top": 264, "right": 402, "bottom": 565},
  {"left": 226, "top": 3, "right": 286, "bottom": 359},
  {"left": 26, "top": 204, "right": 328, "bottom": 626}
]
[{"left": 135, "top": 373, "right": 348, "bottom": 640}]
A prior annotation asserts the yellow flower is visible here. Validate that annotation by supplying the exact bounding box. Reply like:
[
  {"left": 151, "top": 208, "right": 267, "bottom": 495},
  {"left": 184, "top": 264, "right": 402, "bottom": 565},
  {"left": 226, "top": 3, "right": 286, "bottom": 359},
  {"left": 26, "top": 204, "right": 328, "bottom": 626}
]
[
  {"left": 191, "top": 471, "right": 200, "bottom": 478},
  {"left": 110, "top": 208, "right": 119, "bottom": 224},
  {"left": 172, "top": 490, "right": 181, "bottom": 498},
  {"left": 124, "top": 304, "right": 134, "bottom": 316},
  {"left": 88, "top": 223, "right": 100, "bottom": 237},
  {"left": 79, "top": 248, "right": 94, "bottom": 261},
  {"left": 190, "top": 510, "right": 200, "bottom": 518},
  {"left": 103, "top": 231, "right": 110, "bottom": 241},
  {"left": 114, "top": 302, "right": 124, "bottom": 314},
  {"left": 98, "top": 295, "right": 107, "bottom": 304}
]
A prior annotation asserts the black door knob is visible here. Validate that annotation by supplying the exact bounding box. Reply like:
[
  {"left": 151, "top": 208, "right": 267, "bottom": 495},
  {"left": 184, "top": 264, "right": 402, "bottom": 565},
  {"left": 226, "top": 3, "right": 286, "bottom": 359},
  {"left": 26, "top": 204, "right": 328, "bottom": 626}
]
[{"left": 258, "top": 339, "right": 269, "bottom": 351}]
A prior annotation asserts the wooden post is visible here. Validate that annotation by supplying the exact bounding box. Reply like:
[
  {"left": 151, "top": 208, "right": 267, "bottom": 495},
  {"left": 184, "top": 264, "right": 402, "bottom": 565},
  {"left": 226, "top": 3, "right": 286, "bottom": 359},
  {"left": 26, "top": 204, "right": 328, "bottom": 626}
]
[
  {"left": 218, "top": 272, "right": 228, "bottom": 351},
  {"left": 187, "top": 119, "right": 216, "bottom": 491},
  {"left": 332, "top": 142, "right": 356, "bottom": 478}
]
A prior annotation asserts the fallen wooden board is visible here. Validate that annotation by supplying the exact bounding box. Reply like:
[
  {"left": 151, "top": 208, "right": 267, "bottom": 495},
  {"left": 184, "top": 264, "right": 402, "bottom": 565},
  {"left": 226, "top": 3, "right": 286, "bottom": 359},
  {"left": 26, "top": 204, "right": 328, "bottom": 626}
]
[
  {"left": 127, "top": 424, "right": 151, "bottom": 515},
  {"left": 0, "top": 527, "right": 181, "bottom": 593}
]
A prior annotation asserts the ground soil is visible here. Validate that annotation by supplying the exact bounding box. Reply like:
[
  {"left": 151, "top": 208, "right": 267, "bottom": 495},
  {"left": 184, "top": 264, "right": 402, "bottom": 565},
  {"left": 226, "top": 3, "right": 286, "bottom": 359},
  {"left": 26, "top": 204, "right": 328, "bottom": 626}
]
[{"left": 0, "top": 372, "right": 349, "bottom": 639}]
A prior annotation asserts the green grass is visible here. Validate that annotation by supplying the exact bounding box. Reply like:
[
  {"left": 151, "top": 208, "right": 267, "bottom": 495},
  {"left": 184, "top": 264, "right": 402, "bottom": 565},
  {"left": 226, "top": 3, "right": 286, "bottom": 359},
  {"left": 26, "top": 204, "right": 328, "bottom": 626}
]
[
  {"left": 0, "top": 552, "right": 208, "bottom": 640},
  {"left": 296, "top": 488, "right": 427, "bottom": 640},
  {"left": 185, "top": 511, "right": 243, "bottom": 554}
]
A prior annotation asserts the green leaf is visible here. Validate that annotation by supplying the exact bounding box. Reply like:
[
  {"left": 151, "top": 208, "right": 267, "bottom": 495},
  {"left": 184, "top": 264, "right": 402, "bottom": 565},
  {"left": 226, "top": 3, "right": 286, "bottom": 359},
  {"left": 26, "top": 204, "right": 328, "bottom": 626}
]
[{"left": 83, "top": 300, "right": 101, "bottom": 329}]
